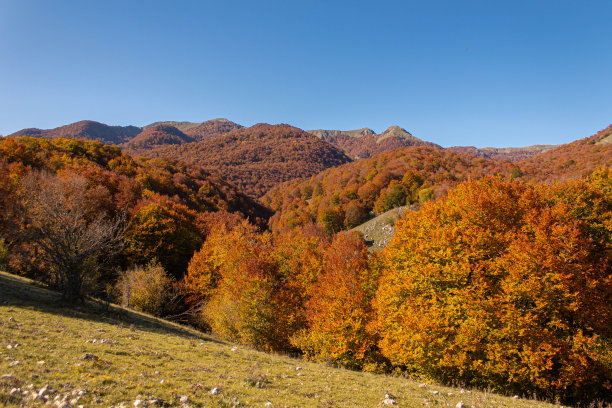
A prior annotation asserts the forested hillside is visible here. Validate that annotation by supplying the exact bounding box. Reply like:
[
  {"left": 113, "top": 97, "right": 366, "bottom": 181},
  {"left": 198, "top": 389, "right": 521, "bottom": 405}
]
[
  {"left": 0, "top": 136, "right": 272, "bottom": 291},
  {"left": 8, "top": 120, "right": 141, "bottom": 145},
  {"left": 518, "top": 124, "right": 612, "bottom": 182},
  {"left": 141, "top": 123, "right": 352, "bottom": 197},
  {"left": 262, "top": 145, "right": 519, "bottom": 233},
  {"left": 123, "top": 124, "right": 196, "bottom": 152}
]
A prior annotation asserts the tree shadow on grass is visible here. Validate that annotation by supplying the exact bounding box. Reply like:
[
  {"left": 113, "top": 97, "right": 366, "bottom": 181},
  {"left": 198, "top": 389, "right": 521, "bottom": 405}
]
[{"left": 0, "top": 271, "right": 223, "bottom": 344}]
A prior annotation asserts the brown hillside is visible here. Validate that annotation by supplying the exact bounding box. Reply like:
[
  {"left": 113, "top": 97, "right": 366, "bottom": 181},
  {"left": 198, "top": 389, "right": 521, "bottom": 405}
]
[
  {"left": 141, "top": 123, "right": 352, "bottom": 198},
  {"left": 8, "top": 120, "right": 141, "bottom": 145},
  {"left": 308, "top": 126, "right": 436, "bottom": 159},
  {"left": 123, "top": 124, "right": 196, "bottom": 152},
  {"left": 183, "top": 118, "right": 243, "bottom": 141},
  {"left": 142, "top": 121, "right": 202, "bottom": 132},
  {"left": 518, "top": 124, "right": 612, "bottom": 182}
]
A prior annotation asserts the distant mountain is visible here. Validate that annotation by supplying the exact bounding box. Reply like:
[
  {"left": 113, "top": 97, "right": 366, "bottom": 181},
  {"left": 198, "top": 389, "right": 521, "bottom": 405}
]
[
  {"left": 518, "top": 124, "right": 612, "bottom": 182},
  {"left": 142, "top": 121, "right": 203, "bottom": 133},
  {"left": 141, "top": 123, "right": 352, "bottom": 198},
  {"left": 447, "top": 145, "right": 557, "bottom": 162},
  {"left": 8, "top": 120, "right": 141, "bottom": 145},
  {"left": 122, "top": 124, "right": 196, "bottom": 152},
  {"left": 308, "top": 125, "right": 436, "bottom": 159},
  {"left": 183, "top": 118, "right": 243, "bottom": 141}
]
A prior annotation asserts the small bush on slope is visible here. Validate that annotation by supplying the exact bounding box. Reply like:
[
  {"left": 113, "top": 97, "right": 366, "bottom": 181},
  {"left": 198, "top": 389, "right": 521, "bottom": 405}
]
[{"left": 117, "top": 261, "right": 177, "bottom": 317}]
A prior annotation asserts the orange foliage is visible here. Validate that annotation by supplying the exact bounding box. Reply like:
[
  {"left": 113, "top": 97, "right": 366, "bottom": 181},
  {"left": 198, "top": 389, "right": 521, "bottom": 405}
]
[
  {"left": 264, "top": 146, "right": 517, "bottom": 233},
  {"left": 292, "top": 232, "right": 380, "bottom": 369},
  {"left": 377, "top": 175, "right": 611, "bottom": 402}
]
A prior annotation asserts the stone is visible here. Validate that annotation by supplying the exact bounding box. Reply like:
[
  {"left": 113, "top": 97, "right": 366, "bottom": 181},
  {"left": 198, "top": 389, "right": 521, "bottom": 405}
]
[
  {"left": 1, "top": 374, "right": 22, "bottom": 387},
  {"left": 419, "top": 383, "right": 427, "bottom": 388},
  {"left": 133, "top": 400, "right": 142, "bottom": 407},
  {"left": 431, "top": 390, "right": 439, "bottom": 395},
  {"left": 80, "top": 353, "right": 98, "bottom": 360},
  {"left": 178, "top": 395, "right": 189, "bottom": 403},
  {"left": 210, "top": 387, "right": 219, "bottom": 395},
  {"left": 38, "top": 385, "right": 52, "bottom": 397},
  {"left": 383, "top": 398, "right": 396, "bottom": 405},
  {"left": 9, "top": 360, "right": 19, "bottom": 367},
  {"left": 456, "top": 402, "right": 465, "bottom": 408}
]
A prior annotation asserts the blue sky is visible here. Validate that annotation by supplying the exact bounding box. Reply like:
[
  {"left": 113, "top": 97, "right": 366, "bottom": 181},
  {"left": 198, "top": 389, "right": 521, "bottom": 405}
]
[{"left": 1, "top": 1, "right": 611, "bottom": 147}]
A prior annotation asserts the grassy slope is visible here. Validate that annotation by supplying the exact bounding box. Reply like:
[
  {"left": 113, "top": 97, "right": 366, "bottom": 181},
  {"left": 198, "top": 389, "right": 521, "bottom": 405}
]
[
  {"left": 352, "top": 207, "right": 409, "bottom": 251},
  {"left": 0, "top": 272, "right": 555, "bottom": 408}
]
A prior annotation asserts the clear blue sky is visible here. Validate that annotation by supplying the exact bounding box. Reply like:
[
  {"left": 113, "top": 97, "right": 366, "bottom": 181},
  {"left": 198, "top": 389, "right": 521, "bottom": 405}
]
[{"left": 1, "top": 1, "right": 611, "bottom": 147}]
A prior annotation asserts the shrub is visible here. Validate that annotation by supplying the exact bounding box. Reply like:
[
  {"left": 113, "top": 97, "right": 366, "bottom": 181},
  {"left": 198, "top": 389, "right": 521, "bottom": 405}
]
[{"left": 117, "top": 261, "right": 176, "bottom": 317}]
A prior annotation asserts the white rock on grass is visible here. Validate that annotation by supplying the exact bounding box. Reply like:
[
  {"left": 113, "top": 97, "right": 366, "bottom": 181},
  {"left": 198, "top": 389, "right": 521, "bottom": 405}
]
[
  {"left": 456, "top": 402, "right": 465, "bottom": 408},
  {"left": 178, "top": 395, "right": 189, "bottom": 403},
  {"left": 210, "top": 387, "right": 219, "bottom": 395},
  {"left": 383, "top": 397, "right": 396, "bottom": 405}
]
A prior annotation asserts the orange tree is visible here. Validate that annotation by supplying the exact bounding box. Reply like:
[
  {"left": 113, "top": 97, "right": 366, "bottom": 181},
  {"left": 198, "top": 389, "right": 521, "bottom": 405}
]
[
  {"left": 377, "top": 175, "right": 611, "bottom": 404},
  {"left": 184, "top": 222, "right": 330, "bottom": 352},
  {"left": 291, "top": 231, "right": 382, "bottom": 370}
]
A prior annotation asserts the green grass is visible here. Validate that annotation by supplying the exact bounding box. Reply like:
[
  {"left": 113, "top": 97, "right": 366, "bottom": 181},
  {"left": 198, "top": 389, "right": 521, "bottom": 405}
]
[
  {"left": 0, "top": 271, "right": 558, "bottom": 407},
  {"left": 352, "top": 207, "right": 408, "bottom": 251}
]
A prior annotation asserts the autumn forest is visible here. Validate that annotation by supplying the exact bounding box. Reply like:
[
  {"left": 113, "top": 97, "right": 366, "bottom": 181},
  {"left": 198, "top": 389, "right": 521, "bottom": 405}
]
[{"left": 0, "top": 120, "right": 610, "bottom": 405}]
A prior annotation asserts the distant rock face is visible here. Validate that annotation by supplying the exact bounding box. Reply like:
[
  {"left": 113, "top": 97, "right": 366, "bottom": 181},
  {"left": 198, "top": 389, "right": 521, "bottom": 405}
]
[
  {"left": 8, "top": 120, "right": 141, "bottom": 145},
  {"left": 308, "top": 128, "right": 376, "bottom": 140},
  {"left": 447, "top": 145, "right": 557, "bottom": 162},
  {"left": 307, "top": 126, "right": 436, "bottom": 159}
]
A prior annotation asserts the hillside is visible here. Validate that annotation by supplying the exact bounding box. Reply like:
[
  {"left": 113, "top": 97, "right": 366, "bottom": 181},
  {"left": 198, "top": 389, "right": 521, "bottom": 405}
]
[
  {"left": 183, "top": 118, "right": 243, "bottom": 141},
  {"left": 263, "top": 145, "right": 518, "bottom": 233},
  {"left": 7, "top": 120, "right": 141, "bottom": 145},
  {"left": 123, "top": 124, "right": 196, "bottom": 152},
  {"left": 0, "top": 271, "right": 555, "bottom": 408},
  {"left": 142, "top": 121, "right": 203, "bottom": 133},
  {"left": 308, "top": 126, "right": 436, "bottom": 159},
  {"left": 0, "top": 137, "right": 272, "bottom": 281},
  {"left": 447, "top": 144, "right": 556, "bottom": 162},
  {"left": 142, "top": 123, "right": 352, "bottom": 198},
  {"left": 518, "top": 124, "right": 612, "bottom": 182}
]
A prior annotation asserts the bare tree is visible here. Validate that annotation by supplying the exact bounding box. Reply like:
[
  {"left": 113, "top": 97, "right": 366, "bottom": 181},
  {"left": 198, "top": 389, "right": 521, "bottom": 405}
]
[{"left": 18, "top": 171, "right": 124, "bottom": 301}]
